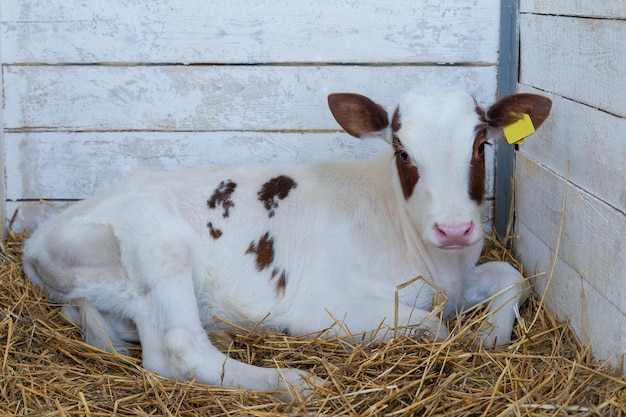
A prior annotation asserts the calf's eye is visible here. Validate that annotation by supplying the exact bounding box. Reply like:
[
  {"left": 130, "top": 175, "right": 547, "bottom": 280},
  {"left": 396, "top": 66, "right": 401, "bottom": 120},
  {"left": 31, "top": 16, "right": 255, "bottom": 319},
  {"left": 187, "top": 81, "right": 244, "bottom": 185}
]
[
  {"left": 476, "top": 142, "right": 491, "bottom": 156},
  {"left": 399, "top": 151, "right": 409, "bottom": 161}
]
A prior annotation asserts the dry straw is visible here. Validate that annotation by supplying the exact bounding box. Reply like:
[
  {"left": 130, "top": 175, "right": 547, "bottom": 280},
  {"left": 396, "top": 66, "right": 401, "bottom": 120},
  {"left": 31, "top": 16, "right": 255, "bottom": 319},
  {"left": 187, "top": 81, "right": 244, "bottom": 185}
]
[{"left": 1, "top": 229, "right": 624, "bottom": 416}]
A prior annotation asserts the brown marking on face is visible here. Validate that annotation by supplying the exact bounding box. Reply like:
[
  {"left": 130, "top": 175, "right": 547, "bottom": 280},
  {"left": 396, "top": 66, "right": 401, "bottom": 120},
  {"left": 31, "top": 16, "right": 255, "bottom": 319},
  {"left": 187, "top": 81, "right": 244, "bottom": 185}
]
[
  {"left": 207, "top": 222, "right": 223, "bottom": 239},
  {"left": 246, "top": 232, "right": 275, "bottom": 271},
  {"left": 469, "top": 109, "right": 488, "bottom": 204},
  {"left": 393, "top": 135, "right": 420, "bottom": 200},
  {"left": 257, "top": 175, "right": 298, "bottom": 218},
  {"left": 207, "top": 180, "right": 237, "bottom": 218}
]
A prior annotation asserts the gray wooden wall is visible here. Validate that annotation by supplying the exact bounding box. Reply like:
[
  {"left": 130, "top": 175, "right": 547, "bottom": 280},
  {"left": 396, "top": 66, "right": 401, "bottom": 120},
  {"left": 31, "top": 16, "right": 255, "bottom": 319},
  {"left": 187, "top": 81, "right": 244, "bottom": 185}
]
[
  {"left": 1, "top": 0, "right": 500, "bottom": 232},
  {"left": 516, "top": 1, "right": 625, "bottom": 372}
]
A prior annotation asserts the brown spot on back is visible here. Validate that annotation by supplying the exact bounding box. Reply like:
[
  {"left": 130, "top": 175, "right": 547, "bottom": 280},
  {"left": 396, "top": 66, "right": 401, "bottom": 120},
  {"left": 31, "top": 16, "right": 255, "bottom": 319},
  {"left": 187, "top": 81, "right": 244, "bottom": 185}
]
[
  {"left": 246, "top": 232, "right": 275, "bottom": 271},
  {"left": 271, "top": 267, "right": 287, "bottom": 295},
  {"left": 208, "top": 180, "right": 237, "bottom": 218},
  {"left": 257, "top": 175, "right": 298, "bottom": 218},
  {"left": 393, "top": 136, "right": 420, "bottom": 199},
  {"left": 207, "top": 222, "right": 223, "bottom": 239},
  {"left": 275, "top": 270, "right": 287, "bottom": 294}
]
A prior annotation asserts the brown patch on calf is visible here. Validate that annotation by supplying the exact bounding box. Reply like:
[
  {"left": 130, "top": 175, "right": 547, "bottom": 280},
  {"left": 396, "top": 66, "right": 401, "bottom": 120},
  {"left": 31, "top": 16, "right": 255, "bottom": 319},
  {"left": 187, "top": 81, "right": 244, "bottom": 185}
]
[
  {"left": 469, "top": 108, "right": 488, "bottom": 204},
  {"left": 392, "top": 132, "right": 420, "bottom": 200},
  {"left": 272, "top": 267, "right": 288, "bottom": 295},
  {"left": 207, "top": 180, "right": 237, "bottom": 218},
  {"left": 391, "top": 109, "right": 420, "bottom": 199},
  {"left": 247, "top": 233, "right": 288, "bottom": 295},
  {"left": 328, "top": 93, "right": 389, "bottom": 137},
  {"left": 207, "top": 222, "right": 223, "bottom": 239},
  {"left": 486, "top": 93, "right": 552, "bottom": 129},
  {"left": 246, "top": 232, "right": 275, "bottom": 271},
  {"left": 257, "top": 175, "right": 297, "bottom": 218}
]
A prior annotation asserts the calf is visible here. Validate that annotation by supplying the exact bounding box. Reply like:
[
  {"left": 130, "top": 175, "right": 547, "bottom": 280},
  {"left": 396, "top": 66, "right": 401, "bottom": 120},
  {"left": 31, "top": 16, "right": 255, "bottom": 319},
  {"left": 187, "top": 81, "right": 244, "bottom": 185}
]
[{"left": 22, "top": 87, "right": 551, "bottom": 399}]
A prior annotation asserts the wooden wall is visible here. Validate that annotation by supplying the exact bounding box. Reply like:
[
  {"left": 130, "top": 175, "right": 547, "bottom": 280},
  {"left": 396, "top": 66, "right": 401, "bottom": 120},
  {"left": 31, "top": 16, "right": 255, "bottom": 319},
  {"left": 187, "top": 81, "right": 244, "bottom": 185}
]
[
  {"left": 1, "top": 0, "right": 500, "bottom": 233},
  {"left": 516, "top": 1, "right": 625, "bottom": 371}
]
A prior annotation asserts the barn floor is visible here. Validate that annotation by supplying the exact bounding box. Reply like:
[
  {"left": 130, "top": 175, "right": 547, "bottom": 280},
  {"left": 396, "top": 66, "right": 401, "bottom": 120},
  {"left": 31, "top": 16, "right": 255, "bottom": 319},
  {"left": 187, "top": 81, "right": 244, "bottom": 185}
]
[{"left": 1, "top": 230, "right": 624, "bottom": 416}]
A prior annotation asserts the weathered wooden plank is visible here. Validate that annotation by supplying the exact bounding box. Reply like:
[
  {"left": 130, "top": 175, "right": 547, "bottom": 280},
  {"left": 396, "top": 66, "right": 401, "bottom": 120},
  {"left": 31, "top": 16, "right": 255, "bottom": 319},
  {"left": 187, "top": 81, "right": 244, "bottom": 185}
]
[
  {"left": 1, "top": 0, "right": 499, "bottom": 64},
  {"left": 516, "top": 222, "right": 626, "bottom": 372},
  {"left": 4, "top": 131, "right": 386, "bottom": 199},
  {"left": 519, "top": 14, "right": 626, "bottom": 117},
  {"left": 520, "top": 0, "right": 626, "bottom": 18},
  {"left": 517, "top": 86, "right": 626, "bottom": 213},
  {"left": 515, "top": 154, "right": 626, "bottom": 315},
  {"left": 4, "top": 130, "right": 495, "bottom": 199},
  {"left": 3, "top": 65, "right": 498, "bottom": 131}
]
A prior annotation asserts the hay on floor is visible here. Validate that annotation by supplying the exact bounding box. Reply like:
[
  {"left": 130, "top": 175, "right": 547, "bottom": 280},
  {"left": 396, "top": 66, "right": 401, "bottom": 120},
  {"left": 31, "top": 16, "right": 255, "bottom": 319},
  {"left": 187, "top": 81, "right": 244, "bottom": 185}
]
[{"left": 1, "top": 231, "right": 624, "bottom": 416}]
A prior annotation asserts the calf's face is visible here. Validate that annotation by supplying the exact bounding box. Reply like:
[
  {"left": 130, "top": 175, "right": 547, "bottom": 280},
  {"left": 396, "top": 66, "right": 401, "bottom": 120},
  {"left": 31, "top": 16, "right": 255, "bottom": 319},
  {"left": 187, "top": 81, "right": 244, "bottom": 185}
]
[{"left": 328, "top": 88, "right": 551, "bottom": 250}]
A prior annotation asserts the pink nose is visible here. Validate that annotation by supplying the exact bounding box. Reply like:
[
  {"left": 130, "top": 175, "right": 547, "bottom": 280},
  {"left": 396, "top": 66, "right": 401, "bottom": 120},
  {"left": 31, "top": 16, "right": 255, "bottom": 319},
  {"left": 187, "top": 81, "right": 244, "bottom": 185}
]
[{"left": 433, "top": 222, "right": 475, "bottom": 248}]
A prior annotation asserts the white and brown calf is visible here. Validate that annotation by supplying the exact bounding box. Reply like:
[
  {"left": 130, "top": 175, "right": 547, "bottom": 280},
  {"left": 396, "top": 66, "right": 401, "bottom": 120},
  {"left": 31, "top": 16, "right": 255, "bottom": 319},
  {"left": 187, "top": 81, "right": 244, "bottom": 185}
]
[{"left": 22, "top": 88, "right": 551, "bottom": 399}]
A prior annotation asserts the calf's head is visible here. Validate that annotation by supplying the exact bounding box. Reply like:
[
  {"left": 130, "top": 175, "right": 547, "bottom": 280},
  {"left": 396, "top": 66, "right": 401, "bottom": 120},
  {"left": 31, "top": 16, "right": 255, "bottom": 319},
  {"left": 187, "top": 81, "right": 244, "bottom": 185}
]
[{"left": 328, "top": 88, "right": 551, "bottom": 250}]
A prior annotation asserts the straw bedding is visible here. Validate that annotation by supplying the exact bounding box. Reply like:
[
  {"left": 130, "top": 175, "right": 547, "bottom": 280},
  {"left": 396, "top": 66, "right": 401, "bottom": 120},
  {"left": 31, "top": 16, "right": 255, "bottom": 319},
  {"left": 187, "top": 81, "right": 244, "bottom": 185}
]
[{"left": 1, "top": 230, "right": 624, "bottom": 416}]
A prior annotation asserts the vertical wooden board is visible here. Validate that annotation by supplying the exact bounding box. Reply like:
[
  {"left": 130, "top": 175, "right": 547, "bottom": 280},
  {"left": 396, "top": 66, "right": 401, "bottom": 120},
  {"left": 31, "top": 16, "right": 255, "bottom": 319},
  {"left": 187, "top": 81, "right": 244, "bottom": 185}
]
[
  {"left": 519, "top": 14, "right": 626, "bottom": 117},
  {"left": 3, "top": 65, "right": 498, "bottom": 131},
  {"left": 516, "top": 222, "right": 626, "bottom": 372},
  {"left": 515, "top": 154, "right": 626, "bottom": 314},
  {"left": 517, "top": 86, "right": 626, "bottom": 213},
  {"left": 1, "top": 0, "right": 500, "bottom": 64},
  {"left": 520, "top": 0, "right": 626, "bottom": 18}
]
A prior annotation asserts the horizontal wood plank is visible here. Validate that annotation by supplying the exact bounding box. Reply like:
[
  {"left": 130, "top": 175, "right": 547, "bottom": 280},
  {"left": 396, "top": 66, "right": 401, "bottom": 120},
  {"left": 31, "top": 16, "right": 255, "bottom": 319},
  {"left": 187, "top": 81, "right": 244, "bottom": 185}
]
[
  {"left": 517, "top": 86, "right": 626, "bottom": 214},
  {"left": 5, "top": 130, "right": 495, "bottom": 200},
  {"left": 4, "top": 131, "right": 386, "bottom": 199},
  {"left": 519, "top": 14, "right": 625, "bottom": 117},
  {"left": 516, "top": 222, "right": 626, "bottom": 372},
  {"left": 1, "top": 0, "right": 499, "bottom": 64},
  {"left": 515, "top": 154, "right": 626, "bottom": 314},
  {"left": 520, "top": 0, "right": 626, "bottom": 18},
  {"left": 3, "top": 65, "right": 498, "bottom": 131}
]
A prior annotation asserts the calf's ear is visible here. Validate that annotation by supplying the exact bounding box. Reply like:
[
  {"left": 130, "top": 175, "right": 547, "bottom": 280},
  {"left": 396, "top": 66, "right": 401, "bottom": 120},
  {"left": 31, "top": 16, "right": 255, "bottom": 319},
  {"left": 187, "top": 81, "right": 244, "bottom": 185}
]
[
  {"left": 328, "top": 93, "right": 391, "bottom": 140},
  {"left": 486, "top": 93, "right": 552, "bottom": 129}
]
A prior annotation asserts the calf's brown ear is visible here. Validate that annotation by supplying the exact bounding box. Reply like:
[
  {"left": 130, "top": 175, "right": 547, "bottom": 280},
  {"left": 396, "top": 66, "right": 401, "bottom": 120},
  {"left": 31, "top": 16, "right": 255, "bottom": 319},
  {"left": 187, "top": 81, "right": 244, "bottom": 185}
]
[
  {"left": 328, "top": 93, "right": 389, "bottom": 138},
  {"left": 486, "top": 93, "right": 552, "bottom": 129}
]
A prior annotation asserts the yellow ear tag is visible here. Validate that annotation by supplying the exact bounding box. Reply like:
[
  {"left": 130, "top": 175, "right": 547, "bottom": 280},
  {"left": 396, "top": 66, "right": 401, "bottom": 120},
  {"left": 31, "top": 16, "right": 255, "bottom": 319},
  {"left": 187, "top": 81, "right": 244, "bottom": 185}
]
[{"left": 503, "top": 113, "right": 535, "bottom": 145}]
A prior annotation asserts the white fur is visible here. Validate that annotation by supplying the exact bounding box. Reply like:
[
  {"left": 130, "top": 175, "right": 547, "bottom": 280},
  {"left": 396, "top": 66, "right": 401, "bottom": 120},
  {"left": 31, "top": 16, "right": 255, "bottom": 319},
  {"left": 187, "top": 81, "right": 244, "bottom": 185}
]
[{"left": 22, "top": 88, "right": 535, "bottom": 400}]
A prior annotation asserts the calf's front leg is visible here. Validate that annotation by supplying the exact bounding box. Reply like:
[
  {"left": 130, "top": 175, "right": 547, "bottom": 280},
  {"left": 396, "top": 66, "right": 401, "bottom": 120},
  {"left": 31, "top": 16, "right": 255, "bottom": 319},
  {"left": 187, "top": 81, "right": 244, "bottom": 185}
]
[{"left": 462, "top": 261, "right": 530, "bottom": 346}]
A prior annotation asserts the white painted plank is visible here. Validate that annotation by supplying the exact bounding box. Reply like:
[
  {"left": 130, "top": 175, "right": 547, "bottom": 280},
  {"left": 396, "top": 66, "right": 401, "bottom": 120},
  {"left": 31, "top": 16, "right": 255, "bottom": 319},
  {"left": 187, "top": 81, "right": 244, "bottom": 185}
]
[
  {"left": 1, "top": 0, "right": 499, "bottom": 64},
  {"left": 4, "top": 131, "right": 387, "bottom": 199},
  {"left": 515, "top": 154, "right": 626, "bottom": 315},
  {"left": 517, "top": 86, "right": 626, "bottom": 214},
  {"left": 516, "top": 222, "right": 626, "bottom": 373},
  {"left": 519, "top": 14, "right": 626, "bottom": 117},
  {"left": 4, "top": 130, "right": 495, "bottom": 199},
  {"left": 3, "top": 65, "right": 498, "bottom": 131},
  {"left": 520, "top": 0, "right": 626, "bottom": 18}
]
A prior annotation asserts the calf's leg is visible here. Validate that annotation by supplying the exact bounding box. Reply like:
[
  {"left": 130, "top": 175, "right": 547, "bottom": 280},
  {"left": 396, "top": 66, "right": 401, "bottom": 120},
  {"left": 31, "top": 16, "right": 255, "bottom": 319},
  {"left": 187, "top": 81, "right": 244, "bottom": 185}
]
[{"left": 462, "top": 261, "right": 530, "bottom": 346}]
